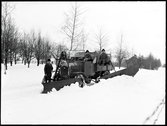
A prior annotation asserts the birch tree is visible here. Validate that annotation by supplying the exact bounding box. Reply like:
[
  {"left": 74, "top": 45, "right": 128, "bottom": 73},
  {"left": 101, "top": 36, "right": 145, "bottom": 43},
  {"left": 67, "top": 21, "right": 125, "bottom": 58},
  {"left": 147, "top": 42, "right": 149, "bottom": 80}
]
[
  {"left": 61, "top": 2, "right": 85, "bottom": 51},
  {"left": 115, "top": 33, "right": 128, "bottom": 69},
  {"left": 80, "top": 28, "right": 88, "bottom": 51},
  {"left": 94, "top": 27, "right": 108, "bottom": 51}
]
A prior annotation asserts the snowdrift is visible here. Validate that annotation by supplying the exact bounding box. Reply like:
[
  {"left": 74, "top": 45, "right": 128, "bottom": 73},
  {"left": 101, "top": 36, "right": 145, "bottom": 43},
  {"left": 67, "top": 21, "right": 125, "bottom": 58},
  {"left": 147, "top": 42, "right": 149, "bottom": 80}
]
[{"left": 1, "top": 64, "right": 165, "bottom": 124}]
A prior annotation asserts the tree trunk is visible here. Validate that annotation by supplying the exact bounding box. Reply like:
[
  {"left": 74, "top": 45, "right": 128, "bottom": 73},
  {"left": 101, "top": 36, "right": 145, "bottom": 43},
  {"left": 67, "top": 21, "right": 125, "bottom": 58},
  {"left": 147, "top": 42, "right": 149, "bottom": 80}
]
[
  {"left": 14, "top": 53, "right": 17, "bottom": 64},
  {"left": 37, "top": 58, "right": 40, "bottom": 66},
  {"left": 10, "top": 53, "right": 12, "bottom": 66},
  {"left": 118, "top": 61, "right": 120, "bottom": 69},
  {"left": 28, "top": 61, "right": 30, "bottom": 68},
  {"left": 22, "top": 57, "right": 24, "bottom": 64},
  {"left": 10, "top": 61, "right": 12, "bottom": 66},
  {"left": 9, "top": 52, "right": 12, "bottom": 66},
  {"left": 5, "top": 57, "right": 8, "bottom": 70},
  {"left": 14, "top": 59, "right": 17, "bottom": 64},
  {"left": 24, "top": 59, "right": 26, "bottom": 65},
  {"left": 1, "top": 54, "right": 3, "bottom": 63},
  {"left": 4, "top": 63, "right": 6, "bottom": 74},
  {"left": 28, "top": 60, "right": 30, "bottom": 68},
  {"left": 149, "top": 62, "right": 152, "bottom": 70}
]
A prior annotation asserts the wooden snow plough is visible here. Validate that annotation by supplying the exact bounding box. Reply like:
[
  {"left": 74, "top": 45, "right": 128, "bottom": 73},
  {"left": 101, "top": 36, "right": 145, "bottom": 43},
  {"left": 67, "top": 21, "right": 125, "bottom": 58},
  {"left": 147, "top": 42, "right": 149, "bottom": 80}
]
[{"left": 41, "top": 51, "right": 140, "bottom": 93}]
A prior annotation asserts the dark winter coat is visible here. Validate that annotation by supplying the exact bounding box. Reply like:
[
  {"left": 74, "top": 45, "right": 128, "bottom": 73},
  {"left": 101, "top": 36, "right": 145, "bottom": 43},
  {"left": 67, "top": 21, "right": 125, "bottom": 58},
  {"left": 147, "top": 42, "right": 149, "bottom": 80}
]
[
  {"left": 61, "top": 51, "right": 67, "bottom": 60},
  {"left": 84, "top": 53, "right": 93, "bottom": 61},
  {"left": 99, "top": 52, "right": 108, "bottom": 60},
  {"left": 99, "top": 52, "right": 109, "bottom": 65},
  {"left": 44, "top": 63, "right": 53, "bottom": 75}
]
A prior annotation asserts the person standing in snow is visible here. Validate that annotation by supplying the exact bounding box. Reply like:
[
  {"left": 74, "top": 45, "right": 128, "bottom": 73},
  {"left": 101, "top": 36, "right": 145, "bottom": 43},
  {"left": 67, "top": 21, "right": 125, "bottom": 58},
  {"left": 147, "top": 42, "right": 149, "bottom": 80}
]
[{"left": 44, "top": 59, "right": 53, "bottom": 83}]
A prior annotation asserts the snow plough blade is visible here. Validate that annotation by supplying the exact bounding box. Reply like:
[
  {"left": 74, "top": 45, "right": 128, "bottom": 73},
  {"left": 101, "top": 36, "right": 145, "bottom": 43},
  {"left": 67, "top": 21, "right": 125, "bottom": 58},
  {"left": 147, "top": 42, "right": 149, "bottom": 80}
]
[
  {"left": 101, "top": 65, "right": 139, "bottom": 79},
  {"left": 41, "top": 78, "right": 83, "bottom": 93}
]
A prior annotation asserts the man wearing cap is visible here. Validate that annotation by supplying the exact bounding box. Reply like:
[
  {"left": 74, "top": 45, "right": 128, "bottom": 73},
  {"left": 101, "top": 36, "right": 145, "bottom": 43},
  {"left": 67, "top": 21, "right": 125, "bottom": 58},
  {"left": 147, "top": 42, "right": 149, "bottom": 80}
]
[
  {"left": 61, "top": 51, "right": 67, "bottom": 60},
  {"left": 44, "top": 59, "right": 53, "bottom": 83},
  {"left": 84, "top": 50, "right": 93, "bottom": 61},
  {"left": 99, "top": 49, "right": 108, "bottom": 65}
]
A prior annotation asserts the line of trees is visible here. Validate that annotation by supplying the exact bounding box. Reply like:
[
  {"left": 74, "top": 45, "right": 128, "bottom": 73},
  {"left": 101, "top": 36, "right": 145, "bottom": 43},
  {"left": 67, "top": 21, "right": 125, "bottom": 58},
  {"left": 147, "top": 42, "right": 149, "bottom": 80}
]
[
  {"left": 1, "top": 2, "right": 70, "bottom": 75},
  {"left": 19, "top": 30, "right": 53, "bottom": 68},
  {"left": 141, "top": 53, "right": 162, "bottom": 70},
  {"left": 2, "top": 2, "right": 163, "bottom": 75},
  {"left": 2, "top": 2, "right": 17, "bottom": 74}
]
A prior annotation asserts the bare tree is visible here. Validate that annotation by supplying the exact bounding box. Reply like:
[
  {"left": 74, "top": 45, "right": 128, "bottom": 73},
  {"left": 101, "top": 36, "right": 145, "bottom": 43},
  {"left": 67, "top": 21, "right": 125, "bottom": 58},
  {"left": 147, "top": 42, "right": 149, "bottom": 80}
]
[
  {"left": 61, "top": 2, "right": 85, "bottom": 51},
  {"left": 50, "top": 42, "right": 57, "bottom": 60},
  {"left": 8, "top": 20, "right": 20, "bottom": 66},
  {"left": 42, "top": 38, "right": 52, "bottom": 64},
  {"left": 50, "top": 42, "right": 68, "bottom": 64},
  {"left": 147, "top": 53, "right": 154, "bottom": 70},
  {"left": 80, "top": 28, "right": 88, "bottom": 51},
  {"left": 21, "top": 31, "right": 35, "bottom": 68},
  {"left": 19, "top": 36, "right": 25, "bottom": 64},
  {"left": 130, "top": 46, "right": 137, "bottom": 58},
  {"left": 142, "top": 53, "right": 162, "bottom": 70},
  {"left": 2, "top": 2, "right": 15, "bottom": 74},
  {"left": 19, "top": 33, "right": 28, "bottom": 65},
  {"left": 115, "top": 33, "right": 128, "bottom": 69},
  {"left": 7, "top": 17, "right": 15, "bottom": 66},
  {"left": 34, "top": 30, "right": 44, "bottom": 66},
  {"left": 12, "top": 28, "right": 20, "bottom": 65},
  {"left": 93, "top": 27, "right": 108, "bottom": 51}
]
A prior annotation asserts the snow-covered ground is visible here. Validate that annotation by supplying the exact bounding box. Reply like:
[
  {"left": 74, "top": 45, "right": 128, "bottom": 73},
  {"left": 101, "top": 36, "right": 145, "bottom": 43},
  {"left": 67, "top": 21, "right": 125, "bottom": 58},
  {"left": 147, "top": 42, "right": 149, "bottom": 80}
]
[{"left": 1, "top": 63, "right": 165, "bottom": 124}]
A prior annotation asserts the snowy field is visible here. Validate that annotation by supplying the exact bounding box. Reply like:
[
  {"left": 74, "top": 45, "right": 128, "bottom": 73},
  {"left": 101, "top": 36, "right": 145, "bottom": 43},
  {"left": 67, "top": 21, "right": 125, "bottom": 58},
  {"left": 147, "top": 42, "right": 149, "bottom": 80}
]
[{"left": 1, "top": 63, "right": 165, "bottom": 124}]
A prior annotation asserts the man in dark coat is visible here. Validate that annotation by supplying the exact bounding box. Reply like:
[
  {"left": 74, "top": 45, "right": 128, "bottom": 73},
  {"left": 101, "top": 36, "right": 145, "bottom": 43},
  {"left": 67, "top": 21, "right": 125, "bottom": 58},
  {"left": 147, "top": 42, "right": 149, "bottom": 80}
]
[
  {"left": 44, "top": 59, "right": 53, "bottom": 83},
  {"left": 99, "top": 49, "right": 108, "bottom": 65},
  {"left": 61, "top": 51, "right": 67, "bottom": 60},
  {"left": 84, "top": 50, "right": 93, "bottom": 61}
]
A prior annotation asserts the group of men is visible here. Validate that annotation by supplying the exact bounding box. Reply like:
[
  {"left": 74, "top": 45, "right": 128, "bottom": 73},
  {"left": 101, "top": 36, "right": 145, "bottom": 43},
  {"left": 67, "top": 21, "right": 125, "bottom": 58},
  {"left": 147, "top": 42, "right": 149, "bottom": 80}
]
[
  {"left": 44, "top": 49, "right": 110, "bottom": 83},
  {"left": 84, "top": 49, "right": 110, "bottom": 65}
]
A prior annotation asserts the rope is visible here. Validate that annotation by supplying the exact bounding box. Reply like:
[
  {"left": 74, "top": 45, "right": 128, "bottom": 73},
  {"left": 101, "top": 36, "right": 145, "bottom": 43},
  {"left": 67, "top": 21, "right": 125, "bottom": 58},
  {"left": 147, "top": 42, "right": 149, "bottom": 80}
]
[
  {"left": 143, "top": 96, "right": 165, "bottom": 124},
  {"left": 153, "top": 98, "right": 165, "bottom": 124}
]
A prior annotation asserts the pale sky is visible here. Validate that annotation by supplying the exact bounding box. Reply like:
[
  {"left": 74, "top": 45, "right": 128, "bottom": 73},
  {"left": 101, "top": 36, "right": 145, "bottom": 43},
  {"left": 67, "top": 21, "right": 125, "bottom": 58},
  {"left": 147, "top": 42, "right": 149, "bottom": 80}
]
[{"left": 11, "top": 1, "right": 165, "bottom": 64}]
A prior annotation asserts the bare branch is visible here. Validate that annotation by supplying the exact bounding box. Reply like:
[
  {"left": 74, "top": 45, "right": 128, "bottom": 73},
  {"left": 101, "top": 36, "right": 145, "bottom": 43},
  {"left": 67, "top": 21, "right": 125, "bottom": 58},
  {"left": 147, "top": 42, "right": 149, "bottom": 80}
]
[{"left": 61, "top": 2, "right": 86, "bottom": 51}]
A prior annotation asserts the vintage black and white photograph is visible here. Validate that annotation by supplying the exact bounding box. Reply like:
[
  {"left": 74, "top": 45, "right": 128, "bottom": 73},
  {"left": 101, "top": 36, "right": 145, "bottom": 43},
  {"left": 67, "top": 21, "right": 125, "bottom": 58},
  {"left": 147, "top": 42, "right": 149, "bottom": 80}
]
[{"left": 1, "top": 1, "right": 165, "bottom": 124}]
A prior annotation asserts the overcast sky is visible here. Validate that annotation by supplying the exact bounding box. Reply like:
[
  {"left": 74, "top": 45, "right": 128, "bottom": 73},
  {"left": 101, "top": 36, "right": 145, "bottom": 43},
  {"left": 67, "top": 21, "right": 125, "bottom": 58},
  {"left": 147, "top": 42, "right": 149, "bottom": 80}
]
[{"left": 11, "top": 1, "right": 165, "bottom": 64}]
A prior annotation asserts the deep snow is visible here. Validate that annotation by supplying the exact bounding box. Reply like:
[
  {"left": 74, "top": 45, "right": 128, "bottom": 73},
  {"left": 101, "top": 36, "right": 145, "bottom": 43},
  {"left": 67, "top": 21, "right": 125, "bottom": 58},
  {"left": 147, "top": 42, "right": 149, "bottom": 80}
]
[{"left": 1, "top": 63, "right": 165, "bottom": 124}]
